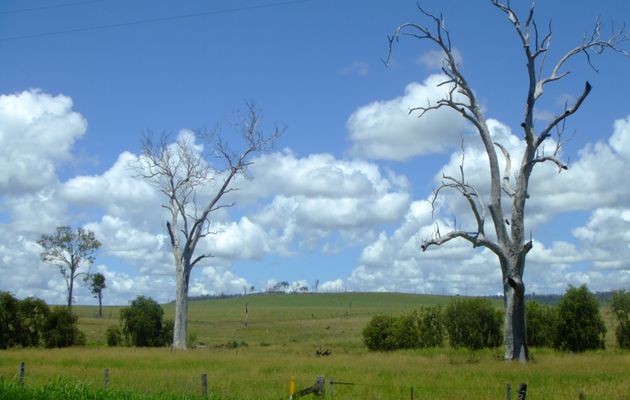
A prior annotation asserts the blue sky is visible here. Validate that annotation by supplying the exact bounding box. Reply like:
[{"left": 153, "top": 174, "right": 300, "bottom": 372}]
[{"left": 1, "top": 0, "right": 630, "bottom": 305}]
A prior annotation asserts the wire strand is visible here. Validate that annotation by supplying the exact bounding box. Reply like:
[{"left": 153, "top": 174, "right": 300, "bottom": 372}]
[{"left": 0, "top": 0, "right": 316, "bottom": 42}]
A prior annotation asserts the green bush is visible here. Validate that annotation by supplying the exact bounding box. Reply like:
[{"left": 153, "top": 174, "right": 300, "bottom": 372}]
[
  {"left": 106, "top": 325, "right": 122, "bottom": 347},
  {"left": 611, "top": 289, "right": 630, "bottom": 349},
  {"left": 526, "top": 301, "right": 558, "bottom": 348},
  {"left": 120, "top": 296, "right": 170, "bottom": 347},
  {"left": 445, "top": 297, "right": 502, "bottom": 350},
  {"left": 44, "top": 307, "right": 85, "bottom": 348},
  {"left": 555, "top": 285, "right": 606, "bottom": 352},
  {"left": 392, "top": 312, "right": 420, "bottom": 349},
  {"left": 0, "top": 291, "right": 20, "bottom": 349},
  {"left": 362, "top": 314, "right": 398, "bottom": 351},
  {"left": 417, "top": 306, "right": 445, "bottom": 348}
]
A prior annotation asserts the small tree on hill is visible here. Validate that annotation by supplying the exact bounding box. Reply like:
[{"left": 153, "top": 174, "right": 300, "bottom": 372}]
[
  {"left": 88, "top": 273, "right": 107, "bottom": 318},
  {"left": 38, "top": 226, "right": 101, "bottom": 309},
  {"left": 555, "top": 285, "right": 606, "bottom": 352},
  {"left": 120, "top": 296, "right": 171, "bottom": 347}
]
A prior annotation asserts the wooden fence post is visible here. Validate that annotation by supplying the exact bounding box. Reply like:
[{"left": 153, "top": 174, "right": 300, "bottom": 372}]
[
  {"left": 201, "top": 373, "right": 208, "bottom": 398},
  {"left": 316, "top": 376, "right": 325, "bottom": 398},
  {"left": 517, "top": 383, "right": 527, "bottom": 400},
  {"left": 18, "top": 362, "right": 25, "bottom": 385},
  {"left": 579, "top": 390, "right": 586, "bottom": 400},
  {"left": 410, "top": 386, "right": 414, "bottom": 400},
  {"left": 507, "top": 383, "right": 511, "bottom": 400},
  {"left": 103, "top": 368, "right": 109, "bottom": 390},
  {"left": 329, "top": 376, "right": 334, "bottom": 400}
]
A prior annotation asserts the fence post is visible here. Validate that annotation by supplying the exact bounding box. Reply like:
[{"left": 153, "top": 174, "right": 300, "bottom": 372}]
[
  {"left": 517, "top": 383, "right": 527, "bottom": 400},
  {"left": 316, "top": 376, "right": 325, "bottom": 398},
  {"left": 201, "top": 373, "right": 208, "bottom": 398},
  {"left": 103, "top": 368, "right": 109, "bottom": 390},
  {"left": 18, "top": 362, "right": 25, "bottom": 385},
  {"left": 289, "top": 376, "right": 296, "bottom": 399},
  {"left": 507, "top": 383, "right": 511, "bottom": 400},
  {"left": 410, "top": 386, "right": 414, "bottom": 400},
  {"left": 329, "top": 376, "right": 334, "bottom": 400},
  {"left": 579, "top": 390, "right": 586, "bottom": 400}
]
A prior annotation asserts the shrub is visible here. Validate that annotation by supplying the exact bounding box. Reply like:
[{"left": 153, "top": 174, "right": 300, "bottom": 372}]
[
  {"left": 362, "top": 314, "right": 398, "bottom": 351},
  {"left": 0, "top": 291, "right": 20, "bottom": 349},
  {"left": 120, "top": 296, "right": 170, "bottom": 347},
  {"left": 526, "top": 301, "right": 558, "bottom": 348},
  {"left": 44, "top": 307, "right": 85, "bottom": 348},
  {"left": 392, "top": 312, "right": 420, "bottom": 349},
  {"left": 555, "top": 285, "right": 606, "bottom": 352},
  {"left": 417, "top": 306, "right": 445, "bottom": 348},
  {"left": 106, "top": 325, "right": 122, "bottom": 347},
  {"left": 445, "top": 297, "right": 502, "bottom": 349},
  {"left": 611, "top": 289, "right": 630, "bottom": 349}
]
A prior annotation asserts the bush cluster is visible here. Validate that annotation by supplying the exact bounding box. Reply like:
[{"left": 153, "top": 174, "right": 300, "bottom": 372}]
[
  {"left": 555, "top": 285, "right": 606, "bottom": 352},
  {"left": 444, "top": 298, "right": 502, "bottom": 350},
  {"left": 525, "top": 301, "right": 558, "bottom": 348},
  {"left": 362, "top": 306, "right": 446, "bottom": 351},
  {"left": 0, "top": 291, "right": 84, "bottom": 349},
  {"left": 611, "top": 289, "right": 630, "bottom": 349},
  {"left": 118, "top": 296, "right": 172, "bottom": 347}
]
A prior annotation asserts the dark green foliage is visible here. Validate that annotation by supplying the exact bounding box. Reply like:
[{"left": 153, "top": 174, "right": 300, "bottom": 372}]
[
  {"left": 88, "top": 272, "right": 107, "bottom": 318},
  {"left": 0, "top": 291, "right": 21, "bottom": 349},
  {"left": 106, "top": 325, "right": 122, "bottom": 347},
  {"left": 362, "top": 314, "right": 398, "bottom": 351},
  {"left": 120, "top": 296, "right": 170, "bottom": 347},
  {"left": 444, "top": 298, "right": 502, "bottom": 350},
  {"left": 417, "top": 306, "right": 445, "bottom": 348},
  {"left": 526, "top": 301, "right": 558, "bottom": 348},
  {"left": 17, "top": 296, "right": 50, "bottom": 347},
  {"left": 44, "top": 307, "right": 86, "bottom": 348},
  {"left": 611, "top": 289, "right": 630, "bottom": 349},
  {"left": 362, "top": 307, "right": 445, "bottom": 351},
  {"left": 393, "top": 312, "right": 420, "bottom": 349},
  {"left": 555, "top": 285, "right": 606, "bottom": 352}
]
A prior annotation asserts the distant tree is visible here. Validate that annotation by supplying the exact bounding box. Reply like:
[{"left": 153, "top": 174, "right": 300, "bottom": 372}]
[
  {"left": 555, "top": 285, "right": 606, "bottom": 352},
  {"left": 250, "top": 285, "right": 255, "bottom": 294},
  {"left": 38, "top": 226, "right": 101, "bottom": 309},
  {"left": 18, "top": 297, "right": 50, "bottom": 347},
  {"left": 362, "top": 314, "right": 398, "bottom": 351},
  {"left": 0, "top": 291, "right": 20, "bottom": 349},
  {"left": 386, "top": 1, "right": 628, "bottom": 361},
  {"left": 313, "top": 279, "right": 320, "bottom": 293},
  {"left": 136, "top": 104, "right": 282, "bottom": 349},
  {"left": 88, "top": 273, "right": 107, "bottom": 318},
  {"left": 120, "top": 296, "right": 171, "bottom": 347},
  {"left": 611, "top": 289, "right": 630, "bottom": 349},
  {"left": 44, "top": 307, "right": 85, "bottom": 348}
]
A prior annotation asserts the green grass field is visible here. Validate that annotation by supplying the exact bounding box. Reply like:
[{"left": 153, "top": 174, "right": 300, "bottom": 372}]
[{"left": 1, "top": 293, "right": 629, "bottom": 399}]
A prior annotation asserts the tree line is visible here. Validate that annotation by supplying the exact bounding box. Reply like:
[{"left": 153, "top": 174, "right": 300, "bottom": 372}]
[{"left": 363, "top": 285, "right": 630, "bottom": 352}]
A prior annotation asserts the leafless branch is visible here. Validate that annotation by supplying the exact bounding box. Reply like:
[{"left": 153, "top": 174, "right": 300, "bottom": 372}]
[{"left": 494, "top": 142, "right": 516, "bottom": 197}]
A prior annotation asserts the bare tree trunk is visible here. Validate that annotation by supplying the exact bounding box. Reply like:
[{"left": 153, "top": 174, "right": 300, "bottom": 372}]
[
  {"left": 502, "top": 259, "right": 528, "bottom": 361},
  {"left": 173, "top": 268, "right": 190, "bottom": 349}
]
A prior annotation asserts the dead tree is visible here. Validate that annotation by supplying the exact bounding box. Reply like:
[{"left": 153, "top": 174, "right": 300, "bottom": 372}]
[
  {"left": 137, "top": 103, "right": 282, "bottom": 349},
  {"left": 386, "top": 2, "right": 627, "bottom": 360}
]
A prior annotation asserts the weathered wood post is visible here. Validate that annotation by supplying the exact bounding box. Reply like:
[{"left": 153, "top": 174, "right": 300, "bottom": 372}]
[
  {"left": 316, "top": 376, "right": 325, "bottom": 398},
  {"left": 18, "top": 361, "right": 25, "bottom": 385},
  {"left": 329, "top": 376, "right": 334, "bottom": 400},
  {"left": 103, "top": 368, "right": 109, "bottom": 389},
  {"left": 507, "top": 383, "right": 511, "bottom": 400},
  {"left": 244, "top": 303, "right": 249, "bottom": 327},
  {"left": 579, "top": 390, "right": 586, "bottom": 400},
  {"left": 201, "top": 373, "right": 208, "bottom": 398},
  {"left": 517, "top": 383, "right": 527, "bottom": 400},
  {"left": 410, "top": 386, "right": 414, "bottom": 400}
]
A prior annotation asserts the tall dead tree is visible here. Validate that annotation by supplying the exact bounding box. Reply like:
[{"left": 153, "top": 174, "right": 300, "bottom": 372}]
[
  {"left": 137, "top": 104, "right": 282, "bottom": 349},
  {"left": 386, "top": 2, "right": 627, "bottom": 361}
]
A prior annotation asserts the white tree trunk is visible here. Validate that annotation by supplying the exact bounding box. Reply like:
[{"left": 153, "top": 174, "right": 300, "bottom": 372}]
[
  {"left": 502, "top": 258, "right": 528, "bottom": 361},
  {"left": 173, "top": 267, "right": 190, "bottom": 349}
]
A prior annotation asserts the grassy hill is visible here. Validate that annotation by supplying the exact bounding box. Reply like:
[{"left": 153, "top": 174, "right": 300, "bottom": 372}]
[{"left": 1, "top": 292, "right": 628, "bottom": 399}]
